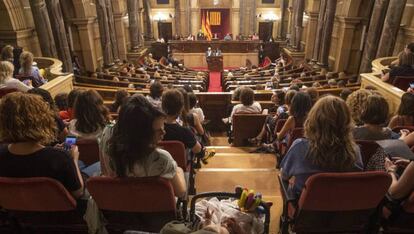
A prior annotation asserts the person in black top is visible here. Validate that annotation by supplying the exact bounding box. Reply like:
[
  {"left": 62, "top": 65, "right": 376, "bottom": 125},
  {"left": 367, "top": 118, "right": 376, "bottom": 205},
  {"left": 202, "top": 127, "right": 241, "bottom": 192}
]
[
  {"left": 0, "top": 92, "right": 84, "bottom": 199},
  {"left": 382, "top": 51, "right": 414, "bottom": 84},
  {"left": 161, "top": 89, "right": 202, "bottom": 154}
]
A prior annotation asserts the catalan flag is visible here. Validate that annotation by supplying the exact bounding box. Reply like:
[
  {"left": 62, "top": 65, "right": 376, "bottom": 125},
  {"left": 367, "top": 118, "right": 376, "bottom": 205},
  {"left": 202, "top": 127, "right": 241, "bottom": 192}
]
[
  {"left": 209, "top": 11, "right": 221, "bottom": 25},
  {"left": 205, "top": 11, "right": 212, "bottom": 40}
]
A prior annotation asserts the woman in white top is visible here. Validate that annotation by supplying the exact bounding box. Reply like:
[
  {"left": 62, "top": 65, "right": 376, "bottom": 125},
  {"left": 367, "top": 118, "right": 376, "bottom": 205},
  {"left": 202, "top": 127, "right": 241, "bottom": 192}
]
[
  {"left": 100, "top": 94, "right": 186, "bottom": 198},
  {"left": 0, "top": 61, "right": 32, "bottom": 92}
]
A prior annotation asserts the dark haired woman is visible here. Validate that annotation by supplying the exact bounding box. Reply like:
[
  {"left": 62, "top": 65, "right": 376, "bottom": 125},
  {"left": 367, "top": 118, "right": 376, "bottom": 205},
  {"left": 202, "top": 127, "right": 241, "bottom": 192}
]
[
  {"left": 109, "top": 89, "right": 129, "bottom": 113},
  {"left": 281, "top": 96, "right": 363, "bottom": 196},
  {"left": 99, "top": 94, "right": 186, "bottom": 198},
  {"left": 388, "top": 92, "right": 414, "bottom": 129},
  {"left": 68, "top": 90, "right": 110, "bottom": 139}
]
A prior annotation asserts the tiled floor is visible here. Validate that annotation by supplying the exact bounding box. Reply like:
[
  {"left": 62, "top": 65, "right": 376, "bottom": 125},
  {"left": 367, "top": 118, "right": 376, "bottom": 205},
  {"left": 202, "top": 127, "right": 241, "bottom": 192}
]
[{"left": 196, "top": 140, "right": 282, "bottom": 233}]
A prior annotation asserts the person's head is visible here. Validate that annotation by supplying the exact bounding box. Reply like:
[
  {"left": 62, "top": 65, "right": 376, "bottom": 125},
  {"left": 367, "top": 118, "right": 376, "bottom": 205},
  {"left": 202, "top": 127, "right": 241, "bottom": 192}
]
[
  {"left": 312, "top": 81, "right": 321, "bottom": 88},
  {"left": 337, "top": 80, "right": 346, "bottom": 88},
  {"left": 162, "top": 89, "right": 184, "bottom": 117},
  {"left": 73, "top": 90, "right": 109, "bottom": 134},
  {"left": 19, "top": 51, "right": 34, "bottom": 74},
  {"left": 284, "top": 90, "right": 297, "bottom": 106},
  {"left": 113, "top": 89, "right": 130, "bottom": 111},
  {"left": 149, "top": 81, "right": 164, "bottom": 99},
  {"left": 339, "top": 88, "right": 353, "bottom": 101},
  {"left": 289, "top": 91, "right": 312, "bottom": 120},
  {"left": 232, "top": 87, "right": 243, "bottom": 101},
  {"left": 398, "top": 92, "right": 414, "bottom": 117},
  {"left": 177, "top": 88, "right": 190, "bottom": 113},
  {"left": 360, "top": 94, "right": 389, "bottom": 125},
  {"left": 109, "top": 94, "right": 166, "bottom": 177},
  {"left": 239, "top": 87, "right": 255, "bottom": 106},
  {"left": 27, "top": 88, "right": 56, "bottom": 112},
  {"left": 305, "top": 95, "right": 356, "bottom": 170},
  {"left": 405, "top": 43, "right": 414, "bottom": 54},
  {"left": 398, "top": 51, "right": 414, "bottom": 66},
  {"left": 0, "top": 61, "right": 14, "bottom": 84},
  {"left": 1, "top": 45, "right": 14, "bottom": 61},
  {"left": 67, "top": 89, "right": 82, "bottom": 109},
  {"left": 188, "top": 93, "right": 198, "bottom": 109},
  {"left": 305, "top": 87, "right": 319, "bottom": 105},
  {"left": 289, "top": 84, "right": 300, "bottom": 91},
  {"left": 271, "top": 90, "right": 285, "bottom": 105},
  {"left": 54, "top": 93, "right": 68, "bottom": 111},
  {"left": 328, "top": 79, "right": 337, "bottom": 88},
  {"left": 0, "top": 93, "right": 56, "bottom": 144},
  {"left": 346, "top": 89, "right": 372, "bottom": 125}
]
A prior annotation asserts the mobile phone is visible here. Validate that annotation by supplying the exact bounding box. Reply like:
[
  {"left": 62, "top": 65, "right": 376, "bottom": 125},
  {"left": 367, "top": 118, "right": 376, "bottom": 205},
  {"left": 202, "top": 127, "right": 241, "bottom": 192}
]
[
  {"left": 410, "top": 82, "right": 414, "bottom": 88},
  {"left": 64, "top": 136, "right": 77, "bottom": 150}
]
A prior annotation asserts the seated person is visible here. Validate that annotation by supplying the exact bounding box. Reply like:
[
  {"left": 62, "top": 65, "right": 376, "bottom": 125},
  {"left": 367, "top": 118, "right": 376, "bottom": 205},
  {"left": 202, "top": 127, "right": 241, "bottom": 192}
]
[
  {"left": 99, "top": 94, "right": 186, "bottom": 198},
  {"left": 59, "top": 89, "right": 81, "bottom": 121},
  {"left": 225, "top": 87, "right": 262, "bottom": 123},
  {"left": 0, "top": 61, "right": 32, "bottom": 92},
  {"left": 68, "top": 90, "right": 110, "bottom": 139},
  {"left": 109, "top": 89, "right": 129, "bottom": 113},
  {"left": 224, "top": 33, "right": 232, "bottom": 41},
  {"left": 353, "top": 94, "right": 398, "bottom": 140},
  {"left": 18, "top": 51, "right": 47, "bottom": 87},
  {"left": 147, "top": 81, "right": 164, "bottom": 109},
  {"left": 0, "top": 93, "right": 84, "bottom": 199},
  {"left": 390, "top": 43, "right": 414, "bottom": 67},
  {"left": 384, "top": 157, "right": 414, "bottom": 201},
  {"left": 388, "top": 92, "right": 414, "bottom": 129},
  {"left": 382, "top": 52, "right": 414, "bottom": 83},
  {"left": 189, "top": 92, "right": 205, "bottom": 123},
  {"left": 162, "top": 89, "right": 202, "bottom": 155},
  {"left": 346, "top": 89, "right": 373, "bottom": 126},
  {"left": 281, "top": 96, "right": 363, "bottom": 196}
]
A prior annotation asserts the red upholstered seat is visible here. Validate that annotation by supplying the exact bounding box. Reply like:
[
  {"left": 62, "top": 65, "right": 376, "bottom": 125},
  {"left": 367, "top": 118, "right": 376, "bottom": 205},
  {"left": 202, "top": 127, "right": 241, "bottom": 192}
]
[
  {"left": 77, "top": 138, "right": 100, "bottom": 166},
  {"left": 158, "top": 141, "right": 187, "bottom": 172},
  {"left": 0, "top": 88, "right": 17, "bottom": 98},
  {"left": 279, "top": 172, "right": 391, "bottom": 233},
  {"left": 0, "top": 177, "right": 86, "bottom": 231},
  {"left": 87, "top": 176, "right": 178, "bottom": 233},
  {"left": 232, "top": 113, "right": 267, "bottom": 146}
]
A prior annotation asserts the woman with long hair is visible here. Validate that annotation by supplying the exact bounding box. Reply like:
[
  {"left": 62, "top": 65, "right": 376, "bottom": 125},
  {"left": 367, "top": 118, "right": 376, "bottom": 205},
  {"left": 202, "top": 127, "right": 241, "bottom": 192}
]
[
  {"left": 99, "top": 94, "right": 186, "bottom": 198},
  {"left": 281, "top": 96, "right": 363, "bottom": 196},
  {"left": 109, "top": 89, "right": 130, "bottom": 113},
  {"left": 388, "top": 92, "right": 414, "bottom": 129},
  {"left": 68, "top": 90, "right": 109, "bottom": 139}
]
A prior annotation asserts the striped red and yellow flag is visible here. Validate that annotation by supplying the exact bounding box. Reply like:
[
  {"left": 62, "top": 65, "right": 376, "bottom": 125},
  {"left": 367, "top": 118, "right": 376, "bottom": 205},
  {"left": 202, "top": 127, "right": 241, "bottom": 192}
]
[
  {"left": 209, "top": 11, "right": 221, "bottom": 25},
  {"left": 205, "top": 11, "right": 213, "bottom": 40}
]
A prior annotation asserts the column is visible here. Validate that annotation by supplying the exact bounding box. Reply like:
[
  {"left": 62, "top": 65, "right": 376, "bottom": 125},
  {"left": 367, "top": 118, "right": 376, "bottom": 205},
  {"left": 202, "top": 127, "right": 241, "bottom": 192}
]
[
  {"left": 311, "top": 0, "right": 326, "bottom": 63},
  {"left": 143, "top": 0, "right": 153, "bottom": 39},
  {"left": 359, "top": 0, "right": 389, "bottom": 73},
  {"left": 45, "top": 0, "right": 73, "bottom": 72},
  {"left": 96, "top": 0, "right": 114, "bottom": 67},
  {"left": 277, "top": 0, "right": 288, "bottom": 39},
  {"left": 294, "top": 0, "right": 305, "bottom": 50},
  {"left": 112, "top": 1, "right": 128, "bottom": 60},
  {"left": 72, "top": 18, "right": 99, "bottom": 71},
  {"left": 249, "top": 0, "right": 257, "bottom": 34},
  {"left": 239, "top": 0, "right": 245, "bottom": 35},
  {"left": 317, "top": 0, "right": 337, "bottom": 67},
  {"left": 174, "top": 0, "right": 181, "bottom": 36},
  {"left": 29, "top": 0, "right": 58, "bottom": 57},
  {"left": 334, "top": 17, "right": 361, "bottom": 72},
  {"left": 376, "top": 0, "right": 407, "bottom": 58},
  {"left": 106, "top": 0, "right": 119, "bottom": 62},
  {"left": 304, "top": 12, "right": 319, "bottom": 59},
  {"left": 288, "top": 0, "right": 296, "bottom": 47},
  {"left": 127, "top": 0, "right": 140, "bottom": 50}
]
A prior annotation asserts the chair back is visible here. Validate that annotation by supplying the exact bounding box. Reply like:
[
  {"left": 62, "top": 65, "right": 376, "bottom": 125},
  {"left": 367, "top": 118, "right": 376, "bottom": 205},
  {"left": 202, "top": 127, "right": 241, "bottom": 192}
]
[
  {"left": 87, "top": 176, "right": 176, "bottom": 232},
  {"left": 392, "top": 76, "right": 414, "bottom": 91},
  {"left": 294, "top": 172, "right": 391, "bottom": 233},
  {"left": 383, "top": 191, "right": 414, "bottom": 233},
  {"left": 158, "top": 141, "right": 187, "bottom": 172},
  {"left": 0, "top": 177, "right": 85, "bottom": 230},
  {"left": 0, "top": 177, "right": 76, "bottom": 211},
  {"left": 0, "top": 88, "right": 17, "bottom": 98},
  {"left": 232, "top": 113, "right": 267, "bottom": 146},
  {"left": 356, "top": 140, "right": 381, "bottom": 169},
  {"left": 77, "top": 138, "right": 100, "bottom": 165}
]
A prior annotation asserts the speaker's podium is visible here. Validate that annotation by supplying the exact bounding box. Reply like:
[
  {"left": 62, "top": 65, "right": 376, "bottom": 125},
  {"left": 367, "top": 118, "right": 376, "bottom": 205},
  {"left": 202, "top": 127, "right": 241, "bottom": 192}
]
[{"left": 207, "top": 55, "right": 223, "bottom": 72}]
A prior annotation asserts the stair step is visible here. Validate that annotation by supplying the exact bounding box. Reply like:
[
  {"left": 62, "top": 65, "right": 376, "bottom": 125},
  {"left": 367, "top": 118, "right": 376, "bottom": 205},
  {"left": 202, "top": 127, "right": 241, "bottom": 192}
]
[{"left": 203, "top": 153, "right": 276, "bottom": 168}]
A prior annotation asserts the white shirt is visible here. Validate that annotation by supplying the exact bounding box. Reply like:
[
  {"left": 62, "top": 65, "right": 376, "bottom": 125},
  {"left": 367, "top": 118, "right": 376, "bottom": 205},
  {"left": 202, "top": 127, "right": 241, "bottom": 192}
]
[
  {"left": 0, "top": 78, "right": 32, "bottom": 92},
  {"left": 230, "top": 101, "right": 262, "bottom": 119},
  {"left": 189, "top": 107, "right": 205, "bottom": 122}
]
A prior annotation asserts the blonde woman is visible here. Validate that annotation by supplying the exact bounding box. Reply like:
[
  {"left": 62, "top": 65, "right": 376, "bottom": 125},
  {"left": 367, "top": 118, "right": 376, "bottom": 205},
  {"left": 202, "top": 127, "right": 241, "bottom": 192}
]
[
  {"left": 1, "top": 45, "right": 14, "bottom": 63},
  {"left": 0, "top": 61, "right": 31, "bottom": 92},
  {"left": 281, "top": 96, "right": 363, "bottom": 196},
  {"left": 18, "top": 51, "right": 46, "bottom": 87}
]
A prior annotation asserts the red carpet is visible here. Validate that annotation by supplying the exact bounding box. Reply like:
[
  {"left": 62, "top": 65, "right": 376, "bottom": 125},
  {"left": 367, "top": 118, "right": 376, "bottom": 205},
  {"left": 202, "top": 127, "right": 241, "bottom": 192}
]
[{"left": 208, "top": 72, "right": 222, "bottom": 92}]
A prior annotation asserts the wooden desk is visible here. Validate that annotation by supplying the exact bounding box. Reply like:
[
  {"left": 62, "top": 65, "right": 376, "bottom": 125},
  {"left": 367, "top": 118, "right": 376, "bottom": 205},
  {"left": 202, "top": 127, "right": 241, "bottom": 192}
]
[
  {"left": 169, "top": 40, "right": 263, "bottom": 53},
  {"left": 207, "top": 55, "right": 223, "bottom": 72}
]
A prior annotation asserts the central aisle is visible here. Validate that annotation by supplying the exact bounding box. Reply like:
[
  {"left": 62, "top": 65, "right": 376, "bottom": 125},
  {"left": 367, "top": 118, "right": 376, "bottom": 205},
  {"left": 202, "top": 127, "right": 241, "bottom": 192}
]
[
  {"left": 196, "top": 134, "right": 282, "bottom": 233},
  {"left": 208, "top": 72, "right": 222, "bottom": 92}
]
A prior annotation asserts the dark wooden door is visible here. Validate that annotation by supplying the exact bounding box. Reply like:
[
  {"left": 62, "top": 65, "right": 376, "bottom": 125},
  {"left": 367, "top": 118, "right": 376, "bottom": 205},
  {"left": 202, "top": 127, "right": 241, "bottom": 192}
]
[
  {"left": 258, "top": 22, "right": 273, "bottom": 41},
  {"left": 158, "top": 22, "right": 173, "bottom": 42}
]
